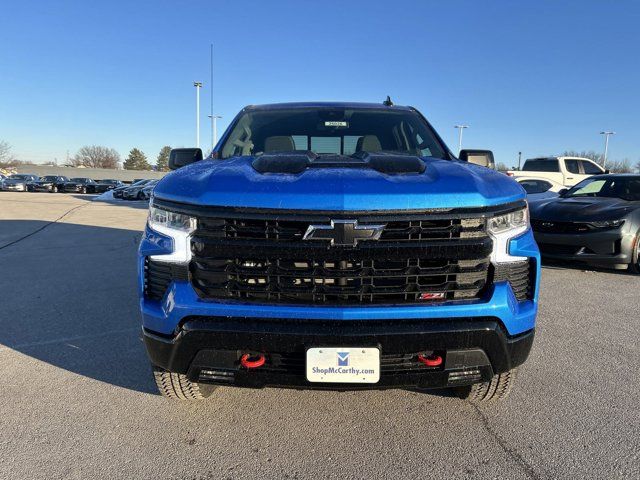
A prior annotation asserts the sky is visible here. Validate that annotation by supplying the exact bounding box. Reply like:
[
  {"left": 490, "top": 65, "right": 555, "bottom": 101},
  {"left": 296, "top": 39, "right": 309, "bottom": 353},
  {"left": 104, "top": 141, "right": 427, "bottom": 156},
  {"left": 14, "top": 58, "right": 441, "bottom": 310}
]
[{"left": 1, "top": 0, "right": 639, "bottom": 168}]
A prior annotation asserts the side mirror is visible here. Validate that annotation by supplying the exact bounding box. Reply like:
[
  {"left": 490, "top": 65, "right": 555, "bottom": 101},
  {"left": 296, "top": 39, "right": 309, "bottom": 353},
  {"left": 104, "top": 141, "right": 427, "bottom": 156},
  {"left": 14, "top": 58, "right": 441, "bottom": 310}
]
[
  {"left": 169, "top": 148, "right": 203, "bottom": 170},
  {"left": 459, "top": 149, "right": 495, "bottom": 169},
  {"left": 604, "top": 169, "right": 610, "bottom": 174},
  {"left": 558, "top": 188, "right": 568, "bottom": 197}
]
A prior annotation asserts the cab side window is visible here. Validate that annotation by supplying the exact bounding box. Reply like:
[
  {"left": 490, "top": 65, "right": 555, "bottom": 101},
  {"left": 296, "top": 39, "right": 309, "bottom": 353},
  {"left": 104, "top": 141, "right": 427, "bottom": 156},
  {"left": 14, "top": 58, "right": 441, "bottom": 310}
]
[
  {"left": 565, "top": 160, "right": 580, "bottom": 174},
  {"left": 579, "top": 160, "right": 603, "bottom": 175}
]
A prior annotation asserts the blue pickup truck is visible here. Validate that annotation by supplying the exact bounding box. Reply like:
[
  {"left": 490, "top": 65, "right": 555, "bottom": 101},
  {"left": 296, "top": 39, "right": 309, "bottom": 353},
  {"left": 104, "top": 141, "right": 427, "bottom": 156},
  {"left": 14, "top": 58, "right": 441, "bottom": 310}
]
[{"left": 138, "top": 101, "right": 539, "bottom": 402}]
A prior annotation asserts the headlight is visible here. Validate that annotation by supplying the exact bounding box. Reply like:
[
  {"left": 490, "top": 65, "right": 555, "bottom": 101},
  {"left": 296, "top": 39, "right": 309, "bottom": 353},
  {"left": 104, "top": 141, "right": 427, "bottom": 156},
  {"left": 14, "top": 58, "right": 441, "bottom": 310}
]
[
  {"left": 487, "top": 208, "right": 529, "bottom": 235},
  {"left": 588, "top": 219, "right": 624, "bottom": 229},
  {"left": 147, "top": 204, "right": 196, "bottom": 263},
  {"left": 488, "top": 206, "right": 530, "bottom": 263},
  {"left": 149, "top": 205, "right": 196, "bottom": 233}
]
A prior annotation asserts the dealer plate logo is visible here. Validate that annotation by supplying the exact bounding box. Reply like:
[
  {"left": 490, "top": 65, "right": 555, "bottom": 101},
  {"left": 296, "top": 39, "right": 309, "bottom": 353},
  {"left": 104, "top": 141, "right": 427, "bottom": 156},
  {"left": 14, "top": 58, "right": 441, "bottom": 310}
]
[{"left": 337, "top": 352, "right": 350, "bottom": 366}]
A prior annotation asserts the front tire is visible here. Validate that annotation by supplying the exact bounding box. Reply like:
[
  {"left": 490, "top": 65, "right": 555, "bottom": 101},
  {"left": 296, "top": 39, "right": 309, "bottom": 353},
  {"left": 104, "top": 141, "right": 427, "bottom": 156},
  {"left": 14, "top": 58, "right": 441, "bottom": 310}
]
[
  {"left": 152, "top": 366, "right": 215, "bottom": 400},
  {"left": 81, "top": 186, "right": 87, "bottom": 194},
  {"left": 51, "top": 185, "right": 58, "bottom": 193},
  {"left": 455, "top": 368, "right": 517, "bottom": 403}
]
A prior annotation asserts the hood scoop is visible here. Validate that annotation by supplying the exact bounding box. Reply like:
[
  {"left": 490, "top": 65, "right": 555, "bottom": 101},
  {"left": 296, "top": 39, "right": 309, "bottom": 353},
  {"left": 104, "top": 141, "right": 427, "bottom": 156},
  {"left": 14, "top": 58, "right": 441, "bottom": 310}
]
[{"left": 252, "top": 151, "right": 426, "bottom": 175}]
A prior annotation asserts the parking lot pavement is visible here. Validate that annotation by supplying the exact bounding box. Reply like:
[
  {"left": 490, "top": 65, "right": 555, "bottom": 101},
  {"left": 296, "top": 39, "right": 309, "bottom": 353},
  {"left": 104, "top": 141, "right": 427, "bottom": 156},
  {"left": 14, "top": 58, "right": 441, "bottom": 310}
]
[{"left": 0, "top": 192, "right": 638, "bottom": 480}]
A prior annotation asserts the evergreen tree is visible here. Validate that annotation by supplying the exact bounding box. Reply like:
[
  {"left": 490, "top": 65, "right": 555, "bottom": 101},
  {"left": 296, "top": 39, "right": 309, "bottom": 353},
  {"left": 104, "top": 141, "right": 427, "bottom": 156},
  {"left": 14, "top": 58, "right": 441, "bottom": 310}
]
[
  {"left": 156, "top": 146, "right": 171, "bottom": 171},
  {"left": 123, "top": 148, "right": 151, "bottom": 170}
]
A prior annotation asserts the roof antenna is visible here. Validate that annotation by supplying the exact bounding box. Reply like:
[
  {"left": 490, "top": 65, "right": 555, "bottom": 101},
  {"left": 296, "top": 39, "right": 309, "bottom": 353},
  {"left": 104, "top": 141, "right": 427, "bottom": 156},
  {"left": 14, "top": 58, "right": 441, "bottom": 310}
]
[{"left": 383, "top": 95, "right": 394, "bottom": 106}]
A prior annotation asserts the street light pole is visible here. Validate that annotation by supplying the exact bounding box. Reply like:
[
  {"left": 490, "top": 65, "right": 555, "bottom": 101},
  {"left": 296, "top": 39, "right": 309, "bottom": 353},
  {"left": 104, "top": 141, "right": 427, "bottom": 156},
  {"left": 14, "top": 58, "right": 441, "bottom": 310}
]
[
  {"left": 518, "top": 151, "right": 522, "bottom": 170},
  {"left": 600, "top": 131, "right": 615, "bottom": 168},
  {"left": 194, "top": 82, "right": 203, "bottom": 148},
  {"left": 454, "top": 125, "right": 469, "bottom": 153},
  {"left": 208, "top": 114, "right": 222, "bottom": 150}
]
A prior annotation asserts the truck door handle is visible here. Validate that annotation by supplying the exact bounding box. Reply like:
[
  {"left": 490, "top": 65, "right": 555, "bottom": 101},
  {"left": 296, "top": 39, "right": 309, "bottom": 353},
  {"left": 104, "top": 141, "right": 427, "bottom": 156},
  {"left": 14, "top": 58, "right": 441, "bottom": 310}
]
[{"left": 566, "top": 177, "right": 574, "bottom": 179}]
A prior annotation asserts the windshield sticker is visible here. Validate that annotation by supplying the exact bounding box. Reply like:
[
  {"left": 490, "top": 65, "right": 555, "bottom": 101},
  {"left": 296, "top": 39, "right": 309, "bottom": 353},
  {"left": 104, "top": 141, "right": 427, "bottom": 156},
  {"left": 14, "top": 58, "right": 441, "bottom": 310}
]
[{"left": 324, "top": 121, "right": 348, "bottom": 127}]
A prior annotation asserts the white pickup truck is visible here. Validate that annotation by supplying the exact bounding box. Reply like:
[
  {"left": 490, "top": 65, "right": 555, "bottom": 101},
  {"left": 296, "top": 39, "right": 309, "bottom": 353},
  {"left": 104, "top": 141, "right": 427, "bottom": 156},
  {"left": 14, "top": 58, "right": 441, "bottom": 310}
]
[{"left": 507, "top": 156, "right": 606, "bottom": 187}]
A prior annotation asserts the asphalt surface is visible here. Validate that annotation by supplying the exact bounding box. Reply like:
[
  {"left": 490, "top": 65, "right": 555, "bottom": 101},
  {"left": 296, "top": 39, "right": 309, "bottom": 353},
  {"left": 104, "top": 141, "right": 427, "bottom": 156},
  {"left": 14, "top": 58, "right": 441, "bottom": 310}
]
[{"left": 0, "top": 192, "right": 638, "bottom": 479}]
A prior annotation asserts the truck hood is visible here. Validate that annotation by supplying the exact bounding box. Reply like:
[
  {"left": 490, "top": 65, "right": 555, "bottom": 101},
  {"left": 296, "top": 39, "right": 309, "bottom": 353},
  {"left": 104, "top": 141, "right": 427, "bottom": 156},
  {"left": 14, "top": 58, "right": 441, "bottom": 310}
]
[
  {"left": 153, "top": 156, "right": 525, "bottom": 211},
  {"left": 529, "top": 196, "right": 638, "bottom": 221}
]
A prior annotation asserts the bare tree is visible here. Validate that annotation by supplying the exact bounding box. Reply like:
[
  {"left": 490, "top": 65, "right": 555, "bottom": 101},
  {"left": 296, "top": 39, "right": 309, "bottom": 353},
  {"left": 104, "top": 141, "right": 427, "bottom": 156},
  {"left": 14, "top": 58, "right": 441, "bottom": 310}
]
[
  {"left": 635, "top": 160, "right": 640, "bottom": 173},
  {"left": 72, "top": 145, "right": 120, "bottom": 169},
  {"left": 0, "top": 140, "right": 16, "bottom": 167},
  {"left": 606, "top": 158, "right": 633, "bottom": 173}
]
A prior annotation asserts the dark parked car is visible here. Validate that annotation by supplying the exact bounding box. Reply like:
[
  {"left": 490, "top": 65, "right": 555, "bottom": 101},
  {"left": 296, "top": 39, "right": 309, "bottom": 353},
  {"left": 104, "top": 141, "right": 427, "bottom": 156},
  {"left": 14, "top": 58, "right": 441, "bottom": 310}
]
[
  {"left": 138, "top": 179, "right": 159, "bottom": 201},
  {"left": 530, "top": 174, "right": 640, "bottom": 272},
  {"left": 87, "top": 179, "right": 124, "bottom": 194},
  {"left": 30, "top": 175, "right": 69, "bottom": 192},
  {"left": 1, "top": 174, "right": 39, "bottom": 192},
  {"left": 113, "top": 179, "right": 150, "bottom": 199},
  {"left": 61, "top": 177, "right": 97, "bottom": 193}
]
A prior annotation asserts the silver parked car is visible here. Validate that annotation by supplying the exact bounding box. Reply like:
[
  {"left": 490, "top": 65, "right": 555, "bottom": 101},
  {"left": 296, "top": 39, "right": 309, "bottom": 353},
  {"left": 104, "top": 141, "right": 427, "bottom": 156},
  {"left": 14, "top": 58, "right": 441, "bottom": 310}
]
[
  {"left": 1, "top": 174, "right": 39, "bottom": 191},
  {"left": 122, "top": 179, "right": 155, "bottom": 200}
]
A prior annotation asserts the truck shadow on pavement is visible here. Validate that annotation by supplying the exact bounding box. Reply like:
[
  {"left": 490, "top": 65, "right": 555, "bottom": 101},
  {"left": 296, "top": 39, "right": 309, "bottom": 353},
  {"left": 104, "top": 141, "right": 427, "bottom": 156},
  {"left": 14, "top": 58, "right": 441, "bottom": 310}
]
[{"left": 0, "top": 219, "right": 157, "bottom": 394}]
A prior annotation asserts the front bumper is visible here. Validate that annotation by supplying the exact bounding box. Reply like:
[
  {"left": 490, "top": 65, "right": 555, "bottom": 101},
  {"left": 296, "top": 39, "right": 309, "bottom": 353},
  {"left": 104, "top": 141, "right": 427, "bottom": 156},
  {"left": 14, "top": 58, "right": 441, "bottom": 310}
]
[
  {"left": 2, "top": 184, "right": 27, "bottom": 191},
  {"left": 143, "top": 316, "right": 534, "bottom": 389},
  {"left": 534, "top": 228, "right": 633, "bottom": 266}
]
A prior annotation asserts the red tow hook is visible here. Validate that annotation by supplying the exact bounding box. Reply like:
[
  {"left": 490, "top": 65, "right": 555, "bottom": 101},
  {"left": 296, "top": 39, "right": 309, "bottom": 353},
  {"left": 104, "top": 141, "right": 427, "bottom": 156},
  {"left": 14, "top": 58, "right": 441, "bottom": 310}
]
[
  {"left": 240, "top": 353, "right": 266, "bottom": 369},
  {"left": 417, "top": 353, "right": 443, "bottom": 367}
]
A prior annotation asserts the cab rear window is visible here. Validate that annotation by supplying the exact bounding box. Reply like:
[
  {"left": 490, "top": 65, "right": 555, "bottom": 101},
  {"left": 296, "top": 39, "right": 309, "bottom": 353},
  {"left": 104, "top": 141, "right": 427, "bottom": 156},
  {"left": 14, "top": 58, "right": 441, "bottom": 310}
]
[{"left": 523, "top": 159, "right": 559, "bottom": 172}]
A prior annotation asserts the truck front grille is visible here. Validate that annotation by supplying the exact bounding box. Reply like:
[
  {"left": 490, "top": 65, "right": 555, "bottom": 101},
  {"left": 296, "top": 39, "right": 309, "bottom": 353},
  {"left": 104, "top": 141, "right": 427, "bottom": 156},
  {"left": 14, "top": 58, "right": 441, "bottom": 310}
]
[
  {"left": 185, "top": 208, "right": 497, "bottom": 305},
  {"left": 191, "top": 256, "right": 490, "bottom": 304},
  {"left": 198, "top": 217, "right": 485, "bottom": 242}
]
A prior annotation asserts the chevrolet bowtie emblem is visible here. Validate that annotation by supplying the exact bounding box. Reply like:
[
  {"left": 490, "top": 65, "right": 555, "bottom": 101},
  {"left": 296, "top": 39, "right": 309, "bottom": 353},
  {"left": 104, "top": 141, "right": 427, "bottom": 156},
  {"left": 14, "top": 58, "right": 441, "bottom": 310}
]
[{"left": 303, "top": 220, "right": 386, "bottom": 247}]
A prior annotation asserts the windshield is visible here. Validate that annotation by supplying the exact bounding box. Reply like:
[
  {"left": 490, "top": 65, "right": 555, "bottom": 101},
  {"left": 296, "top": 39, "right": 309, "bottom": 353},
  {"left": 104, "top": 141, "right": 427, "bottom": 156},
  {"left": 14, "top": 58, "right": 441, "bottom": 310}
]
[
  {"left": 219, "top": 108, "right": 447, "bottom": 160},
  {"left": 41, "top": 176, "right": 58, "bottom": 182},
  {"left": 9, "top": 174, "right": 31, "bottom": 180},
  {"left": 71, "top": 178, "right": 92, "bottom": 183},
  {"left": 565, "top": 176, "right": 640, "bottom": 201}
]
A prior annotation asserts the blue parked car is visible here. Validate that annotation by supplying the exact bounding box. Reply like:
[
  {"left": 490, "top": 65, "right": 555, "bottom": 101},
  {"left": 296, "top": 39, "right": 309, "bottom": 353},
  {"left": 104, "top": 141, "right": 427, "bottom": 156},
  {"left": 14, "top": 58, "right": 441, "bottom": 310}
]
[{"left": 138, "top": 101, "right": 540, "bottom": 402}]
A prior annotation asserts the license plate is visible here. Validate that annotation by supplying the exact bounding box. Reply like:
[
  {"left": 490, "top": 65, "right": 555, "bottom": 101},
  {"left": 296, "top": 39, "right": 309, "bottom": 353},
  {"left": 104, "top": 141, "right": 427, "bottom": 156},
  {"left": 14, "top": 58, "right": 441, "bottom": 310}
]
[{"left": 306, "top": 347, "right": 380, "bottom": 383}]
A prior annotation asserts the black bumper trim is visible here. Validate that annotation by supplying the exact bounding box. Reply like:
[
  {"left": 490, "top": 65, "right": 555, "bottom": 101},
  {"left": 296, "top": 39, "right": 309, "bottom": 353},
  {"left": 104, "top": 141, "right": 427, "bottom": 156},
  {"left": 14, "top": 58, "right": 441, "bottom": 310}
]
[{"left": 143, "top": 316, "right": 534, "bottom": 390}]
